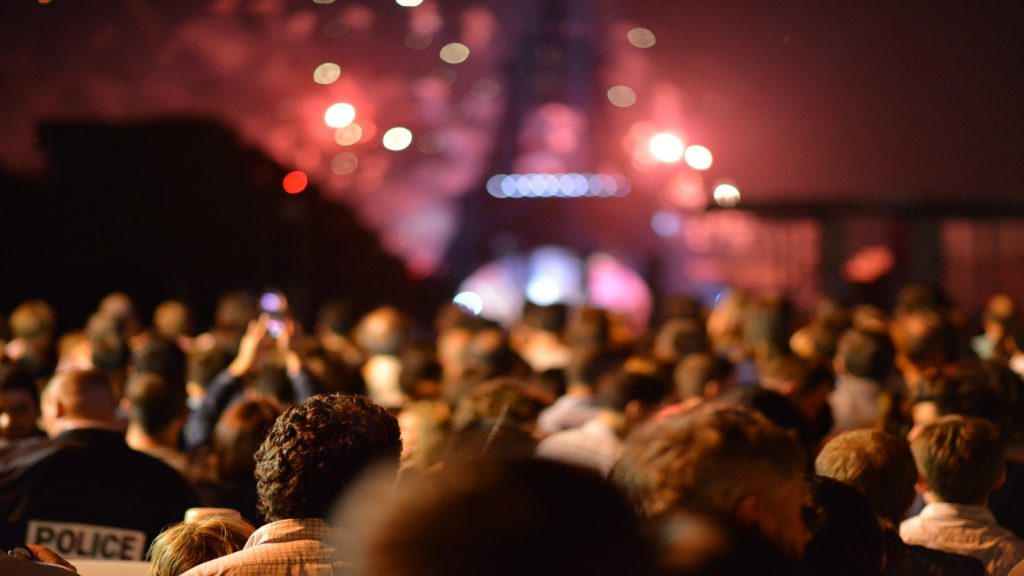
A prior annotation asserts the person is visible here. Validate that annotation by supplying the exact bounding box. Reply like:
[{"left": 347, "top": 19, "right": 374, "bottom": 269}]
[
  {"left": 182, "top": 393, "right": 401, "bottom": 575},
  {"left": 124, "top": 372, "right": 189, "bottom": 475},
  {"left": 536, "top": 348, "right": 626, "bottom": 435},
  {"left": 0, "top": 368, "right": 199, "bottom": 560},
  {"left": 147, "top": 514, "right": 255, "bottom": 576},
  {"left": 337, "top": 458, "right": 654, "bottom": 576},
  {"left": 799, "top": 475, "right": 884, "bottom": 576},
  {"left": 536, "top": 368, "right": 666, "bottom": 475},
  {"left": 900, "top": 416, "right": 1024, "bottom": 576},
  {"left": 828, "top": 327, "right": 895, "bottom": 432},
  {"left": 611, "top": 404, "right": 810, "bottom": 561},
  {"left": 815, "top": 429, "right": 985, "bottom": 576},
  {"left": 0, "top": 364, "right": 46, "bottom": 445}
]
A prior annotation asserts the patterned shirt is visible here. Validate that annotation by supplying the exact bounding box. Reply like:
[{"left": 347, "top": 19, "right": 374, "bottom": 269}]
[
  {"left": 182, "top": 518, "right": 347, "bottom": 576},
  {"left": 535, "top": 417, "right": 622, "bottom": 476},
  {"left": 901, "top": 503, "right": 1024, "bottom": 576}
]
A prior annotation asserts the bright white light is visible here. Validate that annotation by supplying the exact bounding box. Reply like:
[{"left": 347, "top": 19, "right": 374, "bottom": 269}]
[
  {"left": 627, "top": 27, "right": 656, "bottom": 49},
  {"left": 439, "top": 42, "right": 470, "bottom": 64},
  {"left": 396, "top": 0, "right": 423, "bottom": 5},
  {"left": 313, "top": 62, "right": 341, "bottom": 85},
  {"left": 651, "top": 211, "right": 681, "bottom": 238},
  {"left": 324, "top": 103, "right": 356, "bottom": 128},
  {"left": 713, "top": 183, "right": 741, "bottom": 208},
  {"left": 382, "top": 127, "right": 413, "bottom": 151},
  {"left": 453, "top": 291, "right": 484, "bottom": 316},
  {"left": 684, "top": 145, "right": 713, "bottom": 170},
  {"left": 607, "top": 85, "right": 637, "bottom": 108},
  {"left": 649, "top": 132, "right": 685, "bottom": 163},
  {"left": 526, "top": 278, "right": 562, "bottom": 306}
]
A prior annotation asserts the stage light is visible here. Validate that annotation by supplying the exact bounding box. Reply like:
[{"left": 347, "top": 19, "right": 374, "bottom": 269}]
[
  {"left": 324, "top": 103, "right": 356, "bottom": 128},
  {"left": 330, "top": 152, "right": 358, "bottom": 175},
  {"left": 396, "top": 0, "right": 423, "bottom": 6},
  {"left": 282, "top": 171, "right": 308, "bottom": 194},
  {"left": 713, "top": 183, "right": 741, "bottom": 207},
  {"left": 607, "top": 85, "right": 637, "bottom": 107},
  {"left": 313, "top": 63, "right": 341, "bottom": 85},
  {"left": 684, "top": 145, "right": 713, "bottom": 170},
  {"left": 649, "top": 132, "right": 685, "bottom": 163},
  {"left": 651, "top": 211, "right": 681, "bottom": 237},
  {"left": 453, "top": 291, "right": 484, "bottom": 316},
  {"left": 382, "top": 127, "right": 413, "bottom": 151},
  {"left": 627, "top": 27, "right": 656, "bottom": 49},
  {"left": 439, "top": 42, "right": 470, "bottom": 64},
  {"left": 334, "top": 123, "right": 363, "bottom": 146}
]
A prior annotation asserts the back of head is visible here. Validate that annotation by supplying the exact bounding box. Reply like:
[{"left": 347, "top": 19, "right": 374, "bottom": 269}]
[
  {"left": 10, "top": 299, "right": 57, "bottom": 342},
  {"left": 566, "top": 347, "right": 627, "bottom": 390},
  {"left": 654, "top": 512, "right": 796, "bottom": 576},
  {"left": 800, "top": 475, "right": 884, "bottom": 576},
  {"left": 595, "top": 369, "right": 667, "bottom": 412},
  {"left": 212, "top": 398, "right": 282, "bottom": 485},
  {"left": 612, "top": 404, "right": 804, "bottom": 520},
  {"left": 351, "top": 458, "right": 652, "bottom": 576},
  {"left": 153, "top": 300, "right": 193, "bottom": 341},
  {"left": 126, "top": 373, "right": 187, "bottom": 439},
  {"left": 147, "top": 516, "right": 255, "bottom": 576},
  {"left": 255, "top": 393, "right": 401, "bottom": 521},
  {"left": 837, "top": 328, "right": 894, "bottom": 382},
  {"left": 44, "top": 368, "right": 117, "bottom": 425},
  {"left": 911, "top": 415, "right": 1005, "bottom": 505},
  {"left": 132, "top": 336, "right": 187, "bottom": 388},
  {"left": 0, "top": 363, "right": 42, "bottom": 440},
  {"left": 815, "top": 429, "right": 917, "bottom": 525},
  {"left": 674, "top": 353, "right": 733, "bottom": 401}
]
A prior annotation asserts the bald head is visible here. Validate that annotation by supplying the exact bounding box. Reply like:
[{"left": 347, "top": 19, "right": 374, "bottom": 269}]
[{"left": 42, "top": 369, "right": 118, "bottom": 435}]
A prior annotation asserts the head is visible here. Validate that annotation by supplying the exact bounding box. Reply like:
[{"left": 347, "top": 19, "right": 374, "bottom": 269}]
[
  {"left": 910, "top": 415, "right": 1005, "bottom": 505},
  {"left": 41, "top": 369, "right": 118, "bottom": 435},
  {"left": 814, "top": 429, "right": 917, "bottom": 525},
  {"left": 125, "top": 373, "right": 187, "bottom": 444},
  {"left": 212, "top": 398, "right": 283, "bottom": 485},
  {"left": 760, "top": 356, "right": 834, "bottom": 423},
  {"left": 594, "top": 369, "right": 667, "bottom": 427},
  {"left": 673, "top": 352, "right": 734, "bottom": 402},
  {"left": 132, "top": 336, "right": 187, "bottom": 388},
  {"left": 147, "top": 515, "right": 255, "bottom": 576},
  {"left": 800, "top": 475, "right": 884, "bottom": 576},
  {"left": 0, "top": 364, "right": 42, "bottom": 441},
  {"left": 566, "top": 348, "right": 627, "bottom": 391},
  {"left": 153, "top": 300, "right": 194, "bottom": 341},
  {"left": 255, "top": 393, "right": 401, "bottom": 522},
  {"left": 344, "top": 458, "right": 652, "bottom": 576},
  {"left": 835, "top": 328, "right": 894, "bottom": 382},
  {"left": 612, "top": 404, "right": 809, "bottom": 559}
]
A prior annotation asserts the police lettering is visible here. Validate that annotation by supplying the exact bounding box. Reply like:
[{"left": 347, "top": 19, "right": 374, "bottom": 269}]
[{"left": 26, "top": 520, "right": 145, "bottom": 560}]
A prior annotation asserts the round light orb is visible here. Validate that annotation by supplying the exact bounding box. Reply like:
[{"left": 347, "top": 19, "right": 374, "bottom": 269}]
[
  {"left": 324, "top": 103, "right": 356, "bottom": 128},
  {"left": 439, "top": 42, "right": 470, "bottom": 64},
  {"left": 713, "top": 183, "right": 741, "bottom": 208},
  {"left": 649, "top": 132, "right": 685, "bottom": 163},
  {"left": 382, "top": 127, "right": 413, "bottom": 151},
  {"left": 607, "top": 85, "right": 637, "bottom": 108},
  {"left": 396, "top": 0, "right": 423, "bottom": 6},
  {"left": 453, "top": 291, "right": 484, "bottom": 316},
  {"left": 313, "top": 62, "right": 341, "bottom": 85},
  {"left": 627, "top": 27, "right": 656, "bottom": 49},
  {"left": 684, "top": 145, "right": 713, "bottom": 171}
]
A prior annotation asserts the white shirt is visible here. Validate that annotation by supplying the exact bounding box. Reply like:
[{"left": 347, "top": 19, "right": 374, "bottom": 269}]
[
  {"left": 535, "top": 417, "right": 622, "bottom": 476},
  {"left": 900, "top": 502, "right": 1024, "bottom": 576}
]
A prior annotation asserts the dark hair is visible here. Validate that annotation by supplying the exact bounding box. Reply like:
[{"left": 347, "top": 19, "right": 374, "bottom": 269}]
[
  {"left": 814, "top": 429, "right": 917, "bottom": 525},
  {"left": 566, "top": 348, "right": 627, "bottom": 390},
  {"left": 800, "top": 475, "right": 884, "bottom": 576},
  {"left": 595, "top": 369, "right": 667, "bottom": 412},
  {"left": 132, "top": 336, "right": 187, "bottom": 388},
  {"left": 125, "top": 373, "right": 187, "bottom": 439},
  {"left": 255, "top": 393, "right": 401, "bottom": 521},
  {"left": 674, "top": 353, "right": 733, "bottom": 401},
  {"left": 358, "top": 458, "right": 653, "bottom": 576},
  {"left": 911, "top": 415, "right": 1005, "bottom": 505},
  {"left": 838, "top": 328, "right": 894, "bottom": 382},
  {"left": 187, "top": 345, "right": 232, "bottom": 390},
  {"left": 0, "top": 363, "right": 39, "bottom": 407},
  {"left": 213, "top": 398, "right": 282, "bottom": 485}
]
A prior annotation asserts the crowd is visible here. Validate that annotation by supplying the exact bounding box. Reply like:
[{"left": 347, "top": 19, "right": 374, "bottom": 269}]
[{"left": 2, "top": 284, "right": 1024, "bottom": 575}]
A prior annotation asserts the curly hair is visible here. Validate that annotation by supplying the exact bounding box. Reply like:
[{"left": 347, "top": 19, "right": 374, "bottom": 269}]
[{"left": 255, "top": 393, "right": 401, "bottom": 522}]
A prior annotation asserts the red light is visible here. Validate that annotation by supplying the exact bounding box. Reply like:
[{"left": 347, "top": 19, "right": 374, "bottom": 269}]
[{"left": 282, "top": 171, "right": 308, "bottom": 194}]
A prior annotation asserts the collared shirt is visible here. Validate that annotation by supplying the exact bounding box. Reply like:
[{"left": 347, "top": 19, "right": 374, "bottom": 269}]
[
  {"left": 535, "top": 416, "right": 622, "bottom": 476},
  {"left": 182, "top": 518, "right": 347, "bottom": 576},
  {"left": 900, "top": 502, "right": 1024, "bottom": 576}
]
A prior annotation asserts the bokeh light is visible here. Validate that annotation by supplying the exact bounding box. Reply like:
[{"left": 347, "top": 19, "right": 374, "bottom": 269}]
[
  {"left": 418, "top": 132, "right": 447, "bottom": 154},
  {"left": 713, "top": 183, "right": 741, "bottom": 207},
  {"left": 382, "top": 127, "right": 413, "bottom": 151},
  {"left": 324, "top": 103, "right": 356, "bottom": 128},
  {"left": 452, "top": 291, "right": 484, "bottom": 316},
  {"left": 313, "top": 62, "right": 341, "bottom": 85},
  {"left": 651, "top": 211, "right": 681, "bottom": 237},
  {"left": 649, "top": 132, "right": 685, "bottom": 163},
  {"left": 282, "top": 170, "right": 308, "bottom": 194},
  {"left": 471, "top": 79, "right": 502, "bottom": 101},
  {"left": 607, "top": 85, "right": 637, "bottom": 107},
  {"left": 627, "top": 27, "right": 656, "bottom": 48},
  {"left": 684, "top": 145, "right": 713, "bottom": 170},
  {"left": 439, "top": 42, "right": 470, "bottom": 64},
  {"left": 405, "top": 33, "right": 433, "bottom": 50},
  {"left": 331, "top": 152, "right": 359, "bottom": 175},
  {"left": 334, "top": 123, "right": 363, "bottom": 146},
  {"left": 396, "top": 0, "right": 423, "bottom": 6}
]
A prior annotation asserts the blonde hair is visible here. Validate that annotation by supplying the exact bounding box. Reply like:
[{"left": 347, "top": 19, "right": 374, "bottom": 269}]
[{"left": 147, "top": 516, "right": 254, "bottom": 576}]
